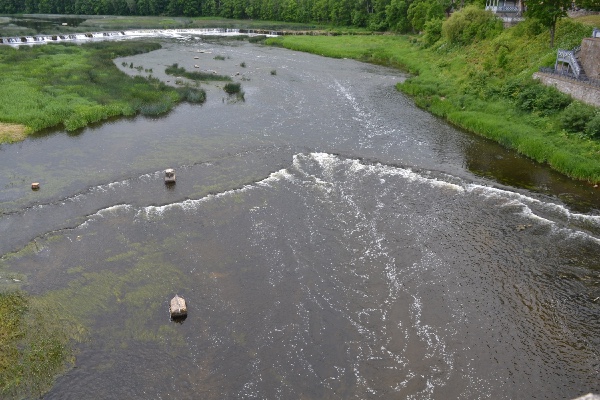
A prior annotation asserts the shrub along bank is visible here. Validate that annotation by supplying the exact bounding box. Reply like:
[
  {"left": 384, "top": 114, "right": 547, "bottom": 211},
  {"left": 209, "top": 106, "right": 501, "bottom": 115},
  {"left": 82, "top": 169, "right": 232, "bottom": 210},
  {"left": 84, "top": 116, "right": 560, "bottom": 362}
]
[
  {"left": 267, "top": 15, "right": 600, "bottom": 183},
  {"left": 0, "top": 41, "right": 205, "bottom": 142}
]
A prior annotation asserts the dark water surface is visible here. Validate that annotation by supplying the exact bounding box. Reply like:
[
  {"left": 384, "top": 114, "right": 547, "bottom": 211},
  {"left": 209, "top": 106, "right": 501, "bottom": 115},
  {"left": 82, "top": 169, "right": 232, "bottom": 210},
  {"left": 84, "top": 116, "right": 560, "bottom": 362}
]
[{"left": 1, "top": 40, "right": 599, "bottom": 399}]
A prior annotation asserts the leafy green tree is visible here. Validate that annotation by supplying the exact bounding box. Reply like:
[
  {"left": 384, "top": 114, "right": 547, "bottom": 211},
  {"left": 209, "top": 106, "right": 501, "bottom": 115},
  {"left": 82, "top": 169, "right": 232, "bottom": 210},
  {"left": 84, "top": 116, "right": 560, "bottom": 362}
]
[
  {"left": 219, "top": 0, "right": 234, "bottom": 17},
  {"left": 244, "top": 0, "right": 260, "bottom": 18},
  {"left": 367, "top": 0, "right": 390, "bottom": 30},
  {"left": 329, "top": 0, "right": 353, "bottom": 25},
  {"left": 577, "top": 0, "right": 600, "bottom": 11},
  {"left": 525, "top": 0, "right": 571, "bottom": 47},
  {"left": 385, "top": 0, "right": 412, "bottom": 32},
  {"left": 0, "top": 0, "right": 24, "bottom": 13},
  {"left": 296, "top": 0, "right": 315, "bottom": 22},
  {"left": 74, "top": 0, "right": 96, "bottom": 14},
  {"left": 281, "top": 0, "right": 298, "bottom": 21},
  {"left": 148, "top": 0, "right": 169, "bottom": 14},
  {"left": 407, "top": 0, "right": 430, "bottom": 32},
  {"left": 203, "top": 0, "right": 217, "bottom": 15},
  {"left": 423, "top": 16, "right": 443, "bottom": 45},
  {"left": 136, "top": 0, "right": 151, "bottom": 14},
  {"left": 186, "top": 0, "right": 202, "bottom": 15},
  {"left": 442, "top": 5, "right": 502, "bottom": 45},
  {"left": 313, "top": 0, "right": 330, "bottom": 22},
  {"left": 259, "top": 0, "right": 274, "bottom": 20},
  {"left": 24, "top": 0, "right": 38, "bottom": 12},
  {"left": 38, "top": 0, "right": 54, "bottom": 12}
]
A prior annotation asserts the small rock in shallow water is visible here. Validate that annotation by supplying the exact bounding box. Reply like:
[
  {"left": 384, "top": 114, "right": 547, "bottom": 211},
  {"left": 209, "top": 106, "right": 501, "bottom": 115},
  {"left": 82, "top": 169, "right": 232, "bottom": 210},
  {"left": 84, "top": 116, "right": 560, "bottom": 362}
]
[{"left": 170, "top": 295, "right": 187, "bottom": 319}]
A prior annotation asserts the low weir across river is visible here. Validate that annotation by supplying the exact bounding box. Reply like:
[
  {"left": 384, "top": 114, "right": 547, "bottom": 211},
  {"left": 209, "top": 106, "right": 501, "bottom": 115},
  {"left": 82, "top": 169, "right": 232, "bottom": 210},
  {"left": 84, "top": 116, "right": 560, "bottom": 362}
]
[
  {"left": 0, "top": 28, "right": 283, "bottom": 45},
  {"left": 0, "top": 27, "right": 371, "bottom": 46}
]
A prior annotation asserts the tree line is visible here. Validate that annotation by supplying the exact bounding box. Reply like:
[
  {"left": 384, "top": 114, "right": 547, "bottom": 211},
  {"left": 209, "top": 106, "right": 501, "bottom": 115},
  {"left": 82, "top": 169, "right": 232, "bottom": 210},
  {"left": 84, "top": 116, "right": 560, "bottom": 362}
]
[
  {"left": 0, "top": 0, "right": 487, "bottom": 31},
  {"left": 0, "top": 0, "right": 597, "bottom": 35}
]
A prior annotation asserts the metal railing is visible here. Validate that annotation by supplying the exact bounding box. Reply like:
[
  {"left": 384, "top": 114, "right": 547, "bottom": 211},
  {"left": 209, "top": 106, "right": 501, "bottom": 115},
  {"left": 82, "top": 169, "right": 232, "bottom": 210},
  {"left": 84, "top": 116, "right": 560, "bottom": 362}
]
[
  {"left": 539, "top": 67, "right": 600, "bottom": 88},
  {"left": 485, "top": 5, "right": 521, "bottom": 12},
  {"left": 556, "top": 48, "right": 582, "bottom": 78}
]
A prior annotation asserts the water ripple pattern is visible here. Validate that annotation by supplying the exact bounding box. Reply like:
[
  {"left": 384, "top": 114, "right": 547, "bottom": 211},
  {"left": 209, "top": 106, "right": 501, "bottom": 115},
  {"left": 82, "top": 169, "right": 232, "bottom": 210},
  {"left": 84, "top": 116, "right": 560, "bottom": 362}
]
[{"left": 32, "top": 152, "right": 600, "bottom": 399}]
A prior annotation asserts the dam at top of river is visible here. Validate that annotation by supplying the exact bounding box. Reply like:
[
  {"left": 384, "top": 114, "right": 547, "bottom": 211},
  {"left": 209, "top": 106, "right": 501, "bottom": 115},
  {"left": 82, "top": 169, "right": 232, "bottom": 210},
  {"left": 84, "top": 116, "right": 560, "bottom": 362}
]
[{"left": 0, "top": 28, "right": 282, "bottom": 45}]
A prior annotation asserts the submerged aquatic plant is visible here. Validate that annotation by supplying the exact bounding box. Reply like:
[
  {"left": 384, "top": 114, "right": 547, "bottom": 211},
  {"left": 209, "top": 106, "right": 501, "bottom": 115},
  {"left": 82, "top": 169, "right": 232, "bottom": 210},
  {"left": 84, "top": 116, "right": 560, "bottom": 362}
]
[
  {"left": 177, "top": 86, "right": 207, "bottom": 103},
  {"left": 165, "top": 63, "right": 231, "bottom": 82},
  {"left": 223, "top": 82, "right": 241, "bottom": 95},
  {"left": 0, "top": 291, "right": 84, "bottom": 399}
]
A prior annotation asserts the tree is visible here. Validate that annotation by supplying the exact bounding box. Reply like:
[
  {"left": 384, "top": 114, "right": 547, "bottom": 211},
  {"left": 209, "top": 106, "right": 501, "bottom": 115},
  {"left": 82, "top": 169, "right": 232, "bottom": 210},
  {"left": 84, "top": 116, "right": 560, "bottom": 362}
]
[
  {"left": 577, "top": 0, "right": 600, "bottom": 11},
  {"left": 442, "top": 5, "right": 502, "bottom": 45},
  {"left": 407, "top": 0, "right": 430, "bottom": 32},
  {"left": 385, "top": 0, "right": 412, "bottom": 32},
  {"left": 525, "top": 0, "right": 571, "bottom": 47}
]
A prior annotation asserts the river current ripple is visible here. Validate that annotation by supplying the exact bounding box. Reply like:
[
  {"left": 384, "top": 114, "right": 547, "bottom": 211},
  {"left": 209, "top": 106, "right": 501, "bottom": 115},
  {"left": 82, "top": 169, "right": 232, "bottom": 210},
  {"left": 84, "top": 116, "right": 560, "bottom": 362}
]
[{"left": 0, "top": 39, "right": 598, "bottom": 399}]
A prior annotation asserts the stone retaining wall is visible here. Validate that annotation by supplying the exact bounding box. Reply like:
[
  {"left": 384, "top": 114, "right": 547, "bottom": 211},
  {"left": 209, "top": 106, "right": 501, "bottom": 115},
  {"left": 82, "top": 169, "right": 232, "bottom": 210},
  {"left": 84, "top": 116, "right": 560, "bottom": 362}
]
[
  {"left": 533, "top": 72, "right": 600, "bottom": 107},
  {"left": 581, "top": 38, "right": 600, "bottom": 79}
]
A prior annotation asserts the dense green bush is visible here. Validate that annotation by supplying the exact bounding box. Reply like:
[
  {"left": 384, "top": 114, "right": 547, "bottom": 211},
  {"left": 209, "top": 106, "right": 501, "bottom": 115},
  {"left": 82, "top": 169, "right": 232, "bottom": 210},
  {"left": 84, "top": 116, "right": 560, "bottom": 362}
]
[
  {"left": 586, "top": 114, "right": 600, "bottom": 138},
  {"left": 561, "top": 102, "right": 596, "bottom": 133},
  {"left": 578, "top": 0, "right": 600, "bottom": 11},
  {"left": 423, "top": 17, "right": 443, "bottom": 46},
  {"left": 513, "top": 80, "right": 571, "bottom": 116},
  {"left": 442, "top": 6, "right": 503, "bottom": 45},
  {"left": 553, "top": 19, "right": 595, "bottom": 49}
]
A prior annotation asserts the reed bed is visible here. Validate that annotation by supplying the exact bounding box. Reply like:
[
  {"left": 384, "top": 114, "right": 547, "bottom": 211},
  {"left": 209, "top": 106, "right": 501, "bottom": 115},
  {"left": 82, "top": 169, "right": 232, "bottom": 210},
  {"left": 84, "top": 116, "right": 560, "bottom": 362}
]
[
  {"left": 165, "top": 63, "right": 231, "bottom": 81},
  {"left": 0, "top": 41, "right": 202, "bottom": 139}
]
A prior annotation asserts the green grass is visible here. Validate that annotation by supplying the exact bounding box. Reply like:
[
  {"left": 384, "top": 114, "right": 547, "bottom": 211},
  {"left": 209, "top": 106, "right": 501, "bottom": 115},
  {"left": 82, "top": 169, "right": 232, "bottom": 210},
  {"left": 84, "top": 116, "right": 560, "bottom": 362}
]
[
  {"left": 0, "top": 41, "right": 199, "bottom": 135},
  {"left": 0, "top": 291, "right": 84, "bottom": 399},
  {"left": 573, "top": 14, "right": 600, "bottom": 27},
  {"left": 272, "top": 19, "right": 600, "bottom": 183}
]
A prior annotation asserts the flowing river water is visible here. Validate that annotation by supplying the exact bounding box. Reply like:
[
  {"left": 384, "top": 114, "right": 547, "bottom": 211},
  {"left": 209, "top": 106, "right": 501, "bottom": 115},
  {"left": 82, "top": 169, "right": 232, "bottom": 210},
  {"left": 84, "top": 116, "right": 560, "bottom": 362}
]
[{"left": 1, "top": 38, "right": 599, "bottom": 399}]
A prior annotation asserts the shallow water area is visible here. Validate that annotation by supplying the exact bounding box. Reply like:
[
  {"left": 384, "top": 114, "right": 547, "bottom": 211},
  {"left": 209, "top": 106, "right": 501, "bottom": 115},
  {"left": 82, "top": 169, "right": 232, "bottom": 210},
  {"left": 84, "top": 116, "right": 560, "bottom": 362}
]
[{"left": 0, "top": 38, "right": 599, "bottom": 399}]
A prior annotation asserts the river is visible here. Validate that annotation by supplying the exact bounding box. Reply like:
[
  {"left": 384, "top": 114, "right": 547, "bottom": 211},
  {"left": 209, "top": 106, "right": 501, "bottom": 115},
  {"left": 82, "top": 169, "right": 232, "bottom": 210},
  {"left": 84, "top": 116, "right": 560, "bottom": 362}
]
[{"left": 1, "top": 38, "right": 599, "bottom": 399}]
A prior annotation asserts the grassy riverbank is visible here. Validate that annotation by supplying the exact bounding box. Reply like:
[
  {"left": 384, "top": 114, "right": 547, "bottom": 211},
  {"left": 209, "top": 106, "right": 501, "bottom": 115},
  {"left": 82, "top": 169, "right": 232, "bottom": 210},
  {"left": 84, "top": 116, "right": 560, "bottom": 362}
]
[
  {"left": 268, "top": 18, "right": 600, "bottom": 183},
  {"left": 0, "top": 40, "right": 206, "bottom": 141}
]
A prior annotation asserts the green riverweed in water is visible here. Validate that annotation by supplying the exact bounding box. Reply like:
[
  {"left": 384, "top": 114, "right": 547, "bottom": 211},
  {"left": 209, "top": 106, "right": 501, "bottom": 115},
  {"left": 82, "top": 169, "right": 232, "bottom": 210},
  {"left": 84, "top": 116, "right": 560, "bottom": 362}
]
[{"left": 0, "top": 291, "right": 85, "bottom": 399}]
